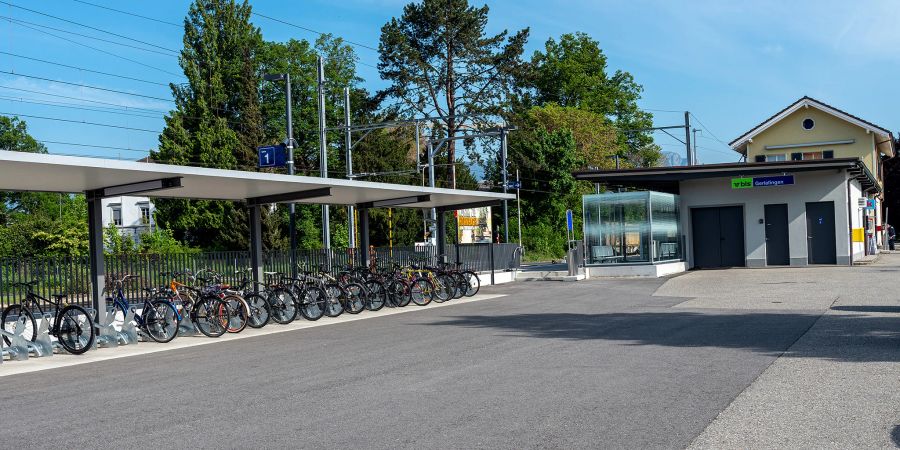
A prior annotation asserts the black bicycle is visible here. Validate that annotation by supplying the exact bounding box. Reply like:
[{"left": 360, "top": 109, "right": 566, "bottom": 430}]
[{"left": 1, "top": 280, "right": 95, "bottom": 354}]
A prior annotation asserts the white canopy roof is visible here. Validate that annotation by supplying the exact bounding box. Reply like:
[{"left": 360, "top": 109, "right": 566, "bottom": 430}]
[{"left": 0, "top": 150, "right": 513, "bottom": 209}]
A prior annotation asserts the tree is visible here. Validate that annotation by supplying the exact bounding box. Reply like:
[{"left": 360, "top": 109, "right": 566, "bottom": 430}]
[
  {"left": 527, "top": 32, "right": 661, "bottom": 166},
  {"left": 151, "top": 0, "right": 270, "bottom": 250},
  {"left": 378, "top": 0, "right": 529, "bottom": 188}
]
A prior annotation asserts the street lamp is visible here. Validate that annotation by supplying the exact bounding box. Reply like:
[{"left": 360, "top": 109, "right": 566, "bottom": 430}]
[{"left": 264, "top": 72, "right": 297, "bottom": 276}]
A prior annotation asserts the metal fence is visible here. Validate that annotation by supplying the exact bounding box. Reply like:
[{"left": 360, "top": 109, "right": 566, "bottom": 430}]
[{"left": 0, "top": 244, "right": 521, "bottom": 308}]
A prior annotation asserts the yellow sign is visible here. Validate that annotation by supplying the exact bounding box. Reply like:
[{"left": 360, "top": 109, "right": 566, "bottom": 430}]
[
  {"left": 851, "top": 228, "right": 865, "bottom": 242},
  {"left": 458, "top": 216, "right": 478, "bottom": 226}
]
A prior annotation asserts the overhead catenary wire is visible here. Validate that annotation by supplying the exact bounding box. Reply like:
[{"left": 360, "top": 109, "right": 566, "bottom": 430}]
[
  {"left": 0, "top": 95, "right": 164, "bottom": 119},
  {"left": 0, "top": 85, "right": 170, "bottom": 114},
  {"left": 0, "top": 71, "right": 174, "bottom": 103},
  {"left": 1, "top": 15, "right": 178, "bottom": 58},
  {"left": 0, "top": 51, "right": 170, "bottom": 86},
  {"left": 1, "top": 111, "right": 161, "bottom": 133},
  {"left": 0, "top": 1, "right": 180, "bottom": 54},
  {"left": 3, "top": 17, "right": 186, "bottom": 78},
  {"left": 71, "top": 0, "right": 181, "bottom": 28}
]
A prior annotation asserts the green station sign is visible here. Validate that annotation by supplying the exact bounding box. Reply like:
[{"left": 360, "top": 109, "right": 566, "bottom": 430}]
[{"left": 731, "top": 177, "right": 753, "bottom": 189}]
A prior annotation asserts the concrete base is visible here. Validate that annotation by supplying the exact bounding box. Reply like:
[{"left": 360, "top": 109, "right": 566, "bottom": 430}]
[
  {"left": 479, "top": 270, "right": 517, "bottom": 285},
  {"left": 587, "top": 261, "right": 686, "bottom": 278}
]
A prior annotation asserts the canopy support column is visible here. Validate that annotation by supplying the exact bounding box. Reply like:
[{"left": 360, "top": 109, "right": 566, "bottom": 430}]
[
  {"left": 359, "top": 208, "right": 370, "bottom": 268},
  {"left": 86, "top": 195, "right": 105, "bottom": 312},
  {"left": 248, "top": 204, "right": 263, "bottom": 287},
  {"left": 436, "top": 210, "right": 446, "bottom": 262}
]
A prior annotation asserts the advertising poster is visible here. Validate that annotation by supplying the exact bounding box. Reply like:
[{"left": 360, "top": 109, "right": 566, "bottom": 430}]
[{"left": 456, "top": 206, "right": 492, "bottom": 243}]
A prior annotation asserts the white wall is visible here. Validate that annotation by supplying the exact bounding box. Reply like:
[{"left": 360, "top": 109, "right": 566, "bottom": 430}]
[
  {"left": 101, "top": 196, "right": 154, "bottom": 242},
  {"left": 679, "top": 170, "right": 853, "bottom": 267}
]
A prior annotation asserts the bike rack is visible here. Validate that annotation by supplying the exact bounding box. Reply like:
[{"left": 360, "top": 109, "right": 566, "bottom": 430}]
[
  {"left": 28, "top": 313, "right": 54, "bottom": 357},
  {"left": 0, "top": 315, "right": 32, "bottom": 361},
  {"left": 93, "top": 307, "right": 119, "bottom": 348},
  {"left": 177, "top": 307, "right": 198, "bottom": 337},
  {"left": 118, "top": 307, "right": 138, "bottom": 345}
]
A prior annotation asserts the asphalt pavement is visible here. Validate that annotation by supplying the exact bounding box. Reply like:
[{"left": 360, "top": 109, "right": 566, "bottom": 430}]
[{"left": 0, "top": 275, "right": 826, "bottom": 449}]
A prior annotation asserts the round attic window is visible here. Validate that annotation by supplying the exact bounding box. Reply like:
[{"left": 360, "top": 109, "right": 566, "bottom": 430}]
[{"left": 802, "top": 118, "right": 815, "bottom": 130}]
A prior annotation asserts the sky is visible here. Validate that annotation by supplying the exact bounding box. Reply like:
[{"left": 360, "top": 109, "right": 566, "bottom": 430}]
[{"left": 1, "top": 0, "right": 898, "bottom": 166}]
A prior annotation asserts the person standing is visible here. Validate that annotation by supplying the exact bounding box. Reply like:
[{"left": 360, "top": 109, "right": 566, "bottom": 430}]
[{"left": 889, "top": 224, "right": 896, "bottom": 251}]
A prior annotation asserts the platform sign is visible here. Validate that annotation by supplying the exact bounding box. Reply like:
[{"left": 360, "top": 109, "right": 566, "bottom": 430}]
[
  {"left": 753, "top": 175, "right": 794, "bottom": 187},
  {"left": 566, "top": 209, "right": 573, "bottom": 231},
  {"left": 257, "top": 144, "right": 287, "bottom": 168},
  {"left": 507, "top": 180, "right": 521, "bottom": 189}
]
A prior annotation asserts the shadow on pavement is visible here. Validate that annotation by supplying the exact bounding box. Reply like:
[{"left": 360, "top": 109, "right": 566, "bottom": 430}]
[
  {"left": 892, "top": 425, "right": 900, "bottom": 447},
  {"left": 427, "top": 311, "right": 900, "bottom": 363},
  {"left": 831, "top": 305, "right": 900, "bottom": 313}
]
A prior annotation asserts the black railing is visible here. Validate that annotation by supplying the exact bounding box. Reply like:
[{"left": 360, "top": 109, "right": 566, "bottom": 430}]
[{"left": 0, "top": 244, "right": 522, "bottom": 308}]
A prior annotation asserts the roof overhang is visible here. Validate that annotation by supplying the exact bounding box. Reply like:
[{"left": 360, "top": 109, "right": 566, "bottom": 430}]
[
  {"left": 573, "top": 158, "right": 880, "bottom": 193},
  {"left": 730, "top": 97, "right": 895, "bottom": 157},
  {"left": 0, "top": 150, "right": 514, "bottom": 209}
]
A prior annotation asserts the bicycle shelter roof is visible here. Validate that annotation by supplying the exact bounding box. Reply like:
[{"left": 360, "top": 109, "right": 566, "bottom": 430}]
[{"left": 0, "top": 150, "right": 513, "bottom": 209}]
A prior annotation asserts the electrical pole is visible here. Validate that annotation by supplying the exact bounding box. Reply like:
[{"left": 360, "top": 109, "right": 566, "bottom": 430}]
[
  {"left": 684, "top": 111, "right": 692, "bottom": 166},
  {"left": 264, "top": 72, "right": 296, "bottom": 275},
  {"left": 317, "top": 56, "right": 331, "bottom": 250},
  {"left": 285, "top": 74, "right": 296, "bottom": 275},
  {"left": 501, "top": 127, "right": 509, "bottom": 243},
  {"left": 427, "top": 140, "right": 436, "bottom": 245},
  {"left": 344, "top": 87, "right": 354, "bottom": 250},
  {"left": 692, "top": 128, "right": 701, "bottom": 166}
]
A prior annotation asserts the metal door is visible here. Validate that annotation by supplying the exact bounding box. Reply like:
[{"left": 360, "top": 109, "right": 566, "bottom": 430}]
[
  {"left": 806, "top": 201, "right": 836, "bottom": 264},
  {"left": 691, "top": 206, "right": 745, "bottom": 268},
  {"left": 764, "top": 204, "right": 790, "bottom": 265}
]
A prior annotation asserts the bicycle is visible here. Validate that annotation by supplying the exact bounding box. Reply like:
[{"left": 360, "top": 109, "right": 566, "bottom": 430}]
[
  {"left": 106, "top": 274, "right": 180, "bottom": 343},
  {"left": 1, "top": 280, "right": 95, "bottom": 354}
]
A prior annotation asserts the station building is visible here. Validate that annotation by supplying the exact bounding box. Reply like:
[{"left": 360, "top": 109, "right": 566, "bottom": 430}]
[{"left": 574, "top": 97, "right": 894, "bottom": 276}]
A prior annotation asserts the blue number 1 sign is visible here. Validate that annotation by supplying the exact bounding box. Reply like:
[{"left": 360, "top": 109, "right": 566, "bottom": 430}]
[{"left": 258, "top": 144, "right": 287, "bottom": 168}]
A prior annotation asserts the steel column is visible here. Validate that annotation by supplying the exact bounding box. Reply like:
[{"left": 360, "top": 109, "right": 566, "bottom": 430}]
[
  {"left": 358, "top": 208, "right": 370, "bottom": 268},
  {"left": 248, "top": 204, "right": 263, "bottom": 286},
  {"left": 86, "top": 195, "right": 105, "bottom": 312},
  {"left": 436, "top": 209, "right": 446, "bottom": 260}
]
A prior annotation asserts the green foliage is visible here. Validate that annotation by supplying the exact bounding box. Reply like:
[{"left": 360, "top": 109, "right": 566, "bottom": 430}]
[
  {"left": 151, "top": 0, "right": 270, "bottom": 250},
  {"left": 524, "top": 32, "right": 661, "bottom": 167},
  {"left": 138, "top": 229, "right": 200, "bottom": 254},
  {"left": 379, "top": 0, "right": 529, "bottom": 187}
]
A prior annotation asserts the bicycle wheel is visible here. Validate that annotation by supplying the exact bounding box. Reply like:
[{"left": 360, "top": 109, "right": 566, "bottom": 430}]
[
  {"left": 268, "top": 288, "right": 298, "bottom": 324},
  {"left": 364, "top": 280, "right": 386, "bottom": 311},
  {"left": 450, "top": 272, "right": 466, "bottom": 299},
  {"left": 144, "top": 299, "right": 180, "bottom": 343},
  {"left": 245, "top": 293, "right": 270, "bottom": 328},
  {"left": 462, "top": 271, "right": 480, "bottom": 297},
  {"left": 222, "top": 295, "right": 249, "bottom": 333},
  {"left": 324, "top": 283, "right": 344, "bottom": 317},
  {"left": 391, "top": 279, "right": 412, "bottom": 307},
  {"left": 192, "top": 298, "right": 228, "bottom": 337},
  {"left": 410, "top": 277, "right": 433, "bottom": 306},
  {"left": 1, "top": 304, "right": 36, "bottom": 345},
  {"left": 298, "top": 286, "right": 327, "bottom": 321},
  {"left": 56, "top": 305, "right": 95, "bottom": 354},
  {"left": 343, "top": 282, "right": 366, "bottom": 314},
  {"left": 432, "top": 275, "right": 453, "bottom": 303}
]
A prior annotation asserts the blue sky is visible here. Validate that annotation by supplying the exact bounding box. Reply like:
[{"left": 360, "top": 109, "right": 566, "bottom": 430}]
[{"left": 1, "top": 0, "right": 898, "bottom": 165}]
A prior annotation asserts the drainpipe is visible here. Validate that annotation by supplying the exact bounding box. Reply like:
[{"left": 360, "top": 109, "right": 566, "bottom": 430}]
[{"left": 846, "top": 175, "right": 853, "bottom": 267}]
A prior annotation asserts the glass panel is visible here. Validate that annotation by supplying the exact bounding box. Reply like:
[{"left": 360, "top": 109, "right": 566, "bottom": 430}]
[
  {"left": 649, "top": 192, "right": 682, "bottom": 262},
  {"left": 583, "top": 191, "right": 651, "bottom": 264}
]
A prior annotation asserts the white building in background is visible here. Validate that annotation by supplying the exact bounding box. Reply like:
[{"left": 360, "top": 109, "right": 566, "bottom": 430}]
[{"left": 101, "top": 196, "right": 155, "bottom": 243}]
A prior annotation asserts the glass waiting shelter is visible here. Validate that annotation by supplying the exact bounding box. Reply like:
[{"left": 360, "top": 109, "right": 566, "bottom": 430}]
[{"left": 583, "top": 191, "right": 683, "bottom": 265}]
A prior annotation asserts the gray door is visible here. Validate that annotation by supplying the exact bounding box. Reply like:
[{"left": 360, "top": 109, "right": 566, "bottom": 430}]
[
  {"left": 806, "top": 201, "right": 836, "bottom": 264},
  {"left": 764, "top": 204, "right": 790, "bottom": 265},
  {"left": 691, "top": 206, "right": 745, "bottom": 268}
]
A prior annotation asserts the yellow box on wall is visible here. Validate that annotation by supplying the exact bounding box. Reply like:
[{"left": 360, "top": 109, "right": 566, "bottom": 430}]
[{"left": 852, "top": 228, "right": 865, "bottom": 242}]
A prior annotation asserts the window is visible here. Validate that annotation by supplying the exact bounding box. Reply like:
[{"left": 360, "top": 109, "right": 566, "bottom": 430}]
[
  {"left": 139, "top": 205, "right": 151, "bottom": 224},
  {"left": 802, "top": 151, "right": 823, "bottom": 160},
  {"left": 765, "top": 154, "right": 786, "bottom": 162},
  {"left": 802, "top": 118, "right": 815, "bottom": 130},
  {"left": 111, "top": 207, "right": 122, "bottom": 226},
  {"left": 823, "top": 150, "right": 834, "bottom": 159}
]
